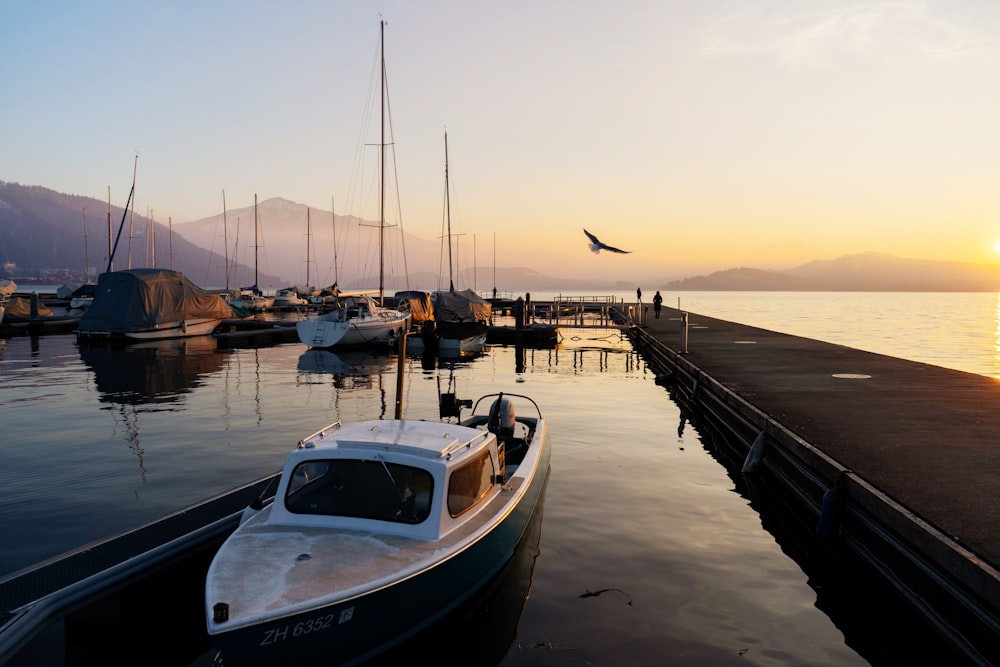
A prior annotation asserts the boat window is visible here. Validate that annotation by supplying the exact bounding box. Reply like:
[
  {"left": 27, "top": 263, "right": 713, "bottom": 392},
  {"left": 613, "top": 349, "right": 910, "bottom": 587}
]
[
  {"left": 447, "top": 450, "right": 496, "bottom": 517},
  {"left": 284, "top": 459, "right": 433, "bottom": 524}
]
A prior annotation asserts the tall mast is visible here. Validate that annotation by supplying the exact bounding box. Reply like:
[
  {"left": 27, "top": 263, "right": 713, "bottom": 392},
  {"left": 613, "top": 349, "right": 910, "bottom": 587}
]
[
  {"left": 222, "top": 190, "right": 230, "bottom": 289},
  {"left": 445, "top": 130, "right": 454, "bottom": 292},
  {"left": 254, "top": 193, "right": 260, "bottom": 290},
  {"left": 379, "top": 18, "right": 386, "bottom": 304},
  {"left": 107, "top": 186, "right": 113, "bottom": 272},
  {"left": 306, "top": 208, "right": 312, "bottom": 286},
  {"left": 106, "top": 155, "right": 138, "bottom": 273},
  {"left": 127, "top": 156, "right": 137, "bottom": 269},
  {"left": 331, "top": 197, "right": 339, "bottom": 286},
  {"left": 150, "top": 208, "right": 155, "bottom": 267},
  {"left": 168, "top": 216, "right": 173, "bottom": 269},
  {"left": 82, "top": 207, "right": 90, "bottom": 281}
]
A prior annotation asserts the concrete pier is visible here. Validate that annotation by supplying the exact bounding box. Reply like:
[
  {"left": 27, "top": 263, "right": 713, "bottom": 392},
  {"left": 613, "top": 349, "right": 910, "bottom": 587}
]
[{"left": 627, "top": 305, "right": 1000, "bottom": 666}]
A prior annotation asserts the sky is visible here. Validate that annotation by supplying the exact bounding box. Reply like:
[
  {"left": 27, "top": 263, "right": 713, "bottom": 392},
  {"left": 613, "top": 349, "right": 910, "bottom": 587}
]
[{"left": 3, "top": 0, "right": 1000, "bottom": 282}]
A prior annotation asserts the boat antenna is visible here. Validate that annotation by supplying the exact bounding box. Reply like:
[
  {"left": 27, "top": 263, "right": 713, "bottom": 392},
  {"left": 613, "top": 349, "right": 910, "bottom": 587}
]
[{"left": 106, "top": 154, "right": 138, "bottom": 273}]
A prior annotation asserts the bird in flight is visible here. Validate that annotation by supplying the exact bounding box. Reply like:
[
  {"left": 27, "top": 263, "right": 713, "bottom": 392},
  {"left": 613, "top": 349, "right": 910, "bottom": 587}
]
[{"left": 584, "top": 229, "right": 631, "bottom": 254}]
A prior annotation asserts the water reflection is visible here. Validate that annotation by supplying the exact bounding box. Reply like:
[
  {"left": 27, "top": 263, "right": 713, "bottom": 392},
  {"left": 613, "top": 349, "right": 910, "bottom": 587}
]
[
  {"left": 993, "top": 293, "right": 1000, "bottom": 373},
  {"left": 79, "top": 336, "right": 225, "bottom": 405},
  {"left": 297, "top": 349, "right": 398, "bottom": 390},
  {"left": 78, "top": 336, "right": 228, "bottom": 479}
]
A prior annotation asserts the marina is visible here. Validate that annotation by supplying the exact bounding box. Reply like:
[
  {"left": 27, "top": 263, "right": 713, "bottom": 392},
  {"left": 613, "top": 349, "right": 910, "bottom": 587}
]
[{"left": 0, "top": 290, "right": 991, "bottom": 666}]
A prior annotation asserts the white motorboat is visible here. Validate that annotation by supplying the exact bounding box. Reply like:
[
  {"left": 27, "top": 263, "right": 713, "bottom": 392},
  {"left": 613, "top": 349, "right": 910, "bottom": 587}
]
[
  {"left": 205, "top": 388, "right": 549, "bottom": 667},
  {"left": 273, "top": 288, "right": 309, "bottom": 309}
]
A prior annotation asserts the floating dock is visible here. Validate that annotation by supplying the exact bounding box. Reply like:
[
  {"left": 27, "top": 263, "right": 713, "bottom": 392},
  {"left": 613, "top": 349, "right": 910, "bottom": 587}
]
[
  {"left": 213, "top": 319, "right": 299, "bottom": 348},
  {"left": 626, "top": 306, "right": 1000, "bottom": 666}
]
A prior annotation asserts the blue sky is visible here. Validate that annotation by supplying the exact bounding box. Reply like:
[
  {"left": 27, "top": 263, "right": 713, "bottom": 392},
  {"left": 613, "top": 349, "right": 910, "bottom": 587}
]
[{"left": 3, "top": 0, "right": 999, "bottom": 280}]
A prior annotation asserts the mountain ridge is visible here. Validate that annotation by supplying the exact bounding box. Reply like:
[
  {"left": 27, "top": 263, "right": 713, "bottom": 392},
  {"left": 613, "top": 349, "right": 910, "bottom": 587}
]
[
  {"left": 4, "top": 182, "right": 1000, "bottom": 292},
  {"left": 665, "top": 252, "right": 1000, "bottom": 292}
]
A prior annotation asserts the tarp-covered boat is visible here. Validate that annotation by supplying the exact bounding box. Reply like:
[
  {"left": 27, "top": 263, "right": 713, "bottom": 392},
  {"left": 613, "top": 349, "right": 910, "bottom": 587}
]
[
  {"left": 410, "top": 288, "right": 492, "bottom": 355},
  {"left": 77, "top": 268, "right": 233, "bottom": 341}
]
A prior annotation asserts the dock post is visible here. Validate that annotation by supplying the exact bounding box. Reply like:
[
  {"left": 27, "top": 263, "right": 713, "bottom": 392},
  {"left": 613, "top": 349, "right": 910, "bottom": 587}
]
[{"left": 680, "top": 312, "right": 689, "bottom": 353}]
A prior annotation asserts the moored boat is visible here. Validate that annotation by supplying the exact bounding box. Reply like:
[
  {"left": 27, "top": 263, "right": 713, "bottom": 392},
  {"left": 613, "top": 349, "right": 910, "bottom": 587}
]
[
  {"left": 296, "top": 292, "right": 410, "bottom": 349},
  {"left": 273, "top": 287, "right": 310, "bottom": 309},
  {"left": 76, "top": 268, "right": 233, "bottom": 341},
  {"left": 295, "top": 19, "right": 411, "bottom": 351},
  {"left": 205, "top": 389, "right": 549, "bottom": 666},
  {"left": 406, "top": 134, "right": 491, "bottom": 356}
]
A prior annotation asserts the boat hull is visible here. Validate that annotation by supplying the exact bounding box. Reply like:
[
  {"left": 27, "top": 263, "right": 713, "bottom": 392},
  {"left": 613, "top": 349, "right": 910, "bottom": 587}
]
[
  {"left": 296, "top": 312, "right": 410, "bottom": 348},
  {"left": 210, "top": 439, "right": 550, "bottom": 667},
  {"left": 123, "top": 317, "right": 222, "bottom": 340}
]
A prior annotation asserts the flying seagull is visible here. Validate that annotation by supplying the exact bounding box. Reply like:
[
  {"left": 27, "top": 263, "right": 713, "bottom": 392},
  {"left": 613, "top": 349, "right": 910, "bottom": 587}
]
[{"left": 584, "top": 229, "right": 631, "bottom": 254}]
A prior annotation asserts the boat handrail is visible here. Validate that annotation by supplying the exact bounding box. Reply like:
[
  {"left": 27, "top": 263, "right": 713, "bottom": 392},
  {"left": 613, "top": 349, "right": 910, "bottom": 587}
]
[
  {"left": 471, "top": 392, "right": 543, "bottom": 420},
  {"left": 299, "top": 422, "right": 343, "bottom": 447},
  {"left": 441, "top": 428, "right": 494, "bottom": 459}
]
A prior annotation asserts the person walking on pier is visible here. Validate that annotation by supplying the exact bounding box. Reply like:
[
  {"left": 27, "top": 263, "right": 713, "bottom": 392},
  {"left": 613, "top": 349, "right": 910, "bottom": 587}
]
[
  {"left": 636, "top": 287, "right": 642, "bottom": 303},
  {"left": 653, "top": 290, "right": 663, "bottom": 319}
]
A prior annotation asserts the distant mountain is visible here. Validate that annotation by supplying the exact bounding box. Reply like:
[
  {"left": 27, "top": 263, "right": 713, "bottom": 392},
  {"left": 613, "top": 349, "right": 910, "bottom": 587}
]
[
  {"left": 7, "top": 182, "right": 1000, "bottom": 293},
  {"left": 0, "top": 183, "right": 623, "bottom": 292},
  {"left": 0, "top": 181, "right": 284, "bottom": 288},
  {"left": 665, "top": 252, "right": 1000, "bottom": 291}
]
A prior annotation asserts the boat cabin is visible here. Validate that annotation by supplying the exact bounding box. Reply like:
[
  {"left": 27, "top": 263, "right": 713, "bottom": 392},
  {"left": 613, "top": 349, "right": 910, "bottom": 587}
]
[{"left": 266, "top": 417, "right": 511, "bottom": 541}]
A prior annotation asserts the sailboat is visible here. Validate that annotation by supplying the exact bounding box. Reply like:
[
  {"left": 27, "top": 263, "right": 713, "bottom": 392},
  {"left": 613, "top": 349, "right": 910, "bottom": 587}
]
[
  {"left": 411, "top": 131, "right": 491, "bottom": 356},
  {"left": 296, "top": 22, "right": 411, "bottom": 349},
  {"left": 231, "top": 195, "right": 274, "bottom": 312}
]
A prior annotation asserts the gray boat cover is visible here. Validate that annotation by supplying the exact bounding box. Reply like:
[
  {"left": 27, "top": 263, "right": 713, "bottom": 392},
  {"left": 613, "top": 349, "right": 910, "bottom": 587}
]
[
  {"left": 78, "top": 268, "right": 233, "bottom": 334},
  {"left": 432, "top": 288, "right": 492, "bottom": 322}
]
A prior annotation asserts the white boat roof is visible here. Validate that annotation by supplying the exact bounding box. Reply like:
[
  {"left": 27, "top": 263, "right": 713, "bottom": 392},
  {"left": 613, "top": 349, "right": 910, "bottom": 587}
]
[{"left": 299, "top": 419, "right": 490, "bottom": 462}]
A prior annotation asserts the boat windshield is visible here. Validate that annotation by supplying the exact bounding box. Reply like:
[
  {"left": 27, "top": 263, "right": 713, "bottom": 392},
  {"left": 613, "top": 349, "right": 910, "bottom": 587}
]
[{"left": 284, "top": 459, "right": 433, "bottom": 524}]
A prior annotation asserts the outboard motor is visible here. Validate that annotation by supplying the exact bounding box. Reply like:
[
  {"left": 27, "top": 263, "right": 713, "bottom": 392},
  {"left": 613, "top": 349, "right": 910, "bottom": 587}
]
[{"left": 488, "top": 397, "right": 516, "bottom": 438}]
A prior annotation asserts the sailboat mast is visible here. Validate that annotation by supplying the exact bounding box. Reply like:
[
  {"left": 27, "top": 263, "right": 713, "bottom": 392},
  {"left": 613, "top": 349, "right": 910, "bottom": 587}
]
[
  {"left": 223, "top": 190, "right": 230, "bottom": 290},
  {"left": 445, "top": 130, "right": 454, "bottom": 292},
  {"left": 150, "top": 208, "right": 155, "bottom": 267},
  {"left": 107, "top": 187, "right": 112, "bottom": 273},
  {"left": 379, "top": 18, "right": 386, "bottom": 304},
  {"left": 254, "top": 193, "right": 260, "bottom": 291},
  {"left": 106, "top": 155, "right": 138, "bottom": 273},
  {"left": 128, "top": 157, "right": 137, "bottom": 269},
  {"left": 82, "top": 207, "right": 90, "bottom": 281},
  {"left": 331, "top": 197, "right": 339, "bottom": 286}
]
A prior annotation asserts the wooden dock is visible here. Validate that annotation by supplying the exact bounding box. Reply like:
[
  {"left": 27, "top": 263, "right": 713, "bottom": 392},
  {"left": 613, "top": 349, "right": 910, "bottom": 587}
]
[{"left": 626, "top": 305, "right": 1000, "bottom": 666}]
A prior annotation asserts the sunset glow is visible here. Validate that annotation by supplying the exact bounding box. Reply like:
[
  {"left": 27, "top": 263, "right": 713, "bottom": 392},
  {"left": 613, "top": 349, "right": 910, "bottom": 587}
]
[{"left": 3, "top": 1, "right": 999, "bottom": 282}]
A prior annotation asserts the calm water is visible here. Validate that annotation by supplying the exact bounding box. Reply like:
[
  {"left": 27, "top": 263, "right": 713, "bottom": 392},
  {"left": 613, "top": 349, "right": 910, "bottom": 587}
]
[{"left": 2, "top": 290, "right": 987, "bottom": 666}]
